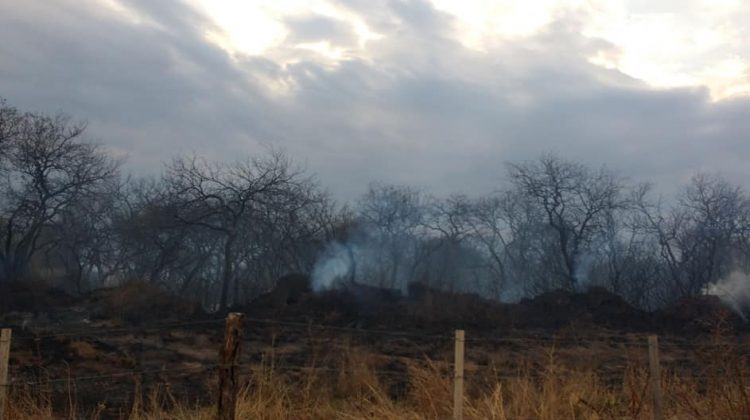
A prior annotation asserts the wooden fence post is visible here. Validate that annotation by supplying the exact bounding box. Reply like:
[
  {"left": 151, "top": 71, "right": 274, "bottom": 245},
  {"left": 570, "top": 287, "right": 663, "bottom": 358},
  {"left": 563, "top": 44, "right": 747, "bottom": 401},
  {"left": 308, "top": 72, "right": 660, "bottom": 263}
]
[
  {"left": 453, "top": 329, "right": 465, "bottom": 420},
  {"left": 217, "top": 313, "right": 245, "bottom": 420},
  {"left": 648, "top": 334, "right": 664, "bottom": 420},
  {"left": 0, "top": 328, "right": 12, "bottom": 420}
]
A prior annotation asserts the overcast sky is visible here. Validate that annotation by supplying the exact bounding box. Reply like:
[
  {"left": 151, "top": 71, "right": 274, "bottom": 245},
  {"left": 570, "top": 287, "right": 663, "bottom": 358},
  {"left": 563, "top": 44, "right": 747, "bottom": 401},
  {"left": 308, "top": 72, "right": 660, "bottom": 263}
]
[{"left": 1, "top": 0, "right": 748, "bottom": 200}]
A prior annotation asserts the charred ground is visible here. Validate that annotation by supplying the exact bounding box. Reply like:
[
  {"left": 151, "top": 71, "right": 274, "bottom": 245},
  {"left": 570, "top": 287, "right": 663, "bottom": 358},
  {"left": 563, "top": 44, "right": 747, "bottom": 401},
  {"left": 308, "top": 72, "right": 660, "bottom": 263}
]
[{"left": 1, "top": 277, "right": 748, "bottom": 417}]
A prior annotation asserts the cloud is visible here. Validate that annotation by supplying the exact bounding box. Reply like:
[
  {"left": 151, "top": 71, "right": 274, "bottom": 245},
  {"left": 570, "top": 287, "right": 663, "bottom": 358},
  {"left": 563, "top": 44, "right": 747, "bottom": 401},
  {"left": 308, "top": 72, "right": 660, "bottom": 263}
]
[
  {"left": 284, "top": 14, "right": 357, "bottom": 46},
  {"left": 0, "top": 0, "right": 748, "bottom": 201}
]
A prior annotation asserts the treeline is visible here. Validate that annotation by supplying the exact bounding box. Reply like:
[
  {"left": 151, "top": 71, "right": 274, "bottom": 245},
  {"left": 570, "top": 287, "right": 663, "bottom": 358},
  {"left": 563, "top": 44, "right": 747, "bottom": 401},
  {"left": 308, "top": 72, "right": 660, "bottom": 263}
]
[{"left": 1, "top": 99, "right": 749, "bottom": 310}]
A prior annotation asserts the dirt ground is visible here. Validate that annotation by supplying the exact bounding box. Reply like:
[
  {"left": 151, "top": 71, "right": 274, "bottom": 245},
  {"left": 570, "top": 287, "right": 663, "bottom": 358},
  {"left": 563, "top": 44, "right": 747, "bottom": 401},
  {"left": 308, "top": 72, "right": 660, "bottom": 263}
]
[{"left": 2, "top": 281, "right": 747, "bottom": 418}]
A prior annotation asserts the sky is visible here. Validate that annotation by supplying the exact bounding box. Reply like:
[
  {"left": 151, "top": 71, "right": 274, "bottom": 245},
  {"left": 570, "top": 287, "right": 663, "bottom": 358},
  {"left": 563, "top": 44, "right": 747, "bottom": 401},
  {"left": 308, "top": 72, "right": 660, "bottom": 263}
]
[{"left": 0, "top": 0, "right": 748, "bottom": 200}]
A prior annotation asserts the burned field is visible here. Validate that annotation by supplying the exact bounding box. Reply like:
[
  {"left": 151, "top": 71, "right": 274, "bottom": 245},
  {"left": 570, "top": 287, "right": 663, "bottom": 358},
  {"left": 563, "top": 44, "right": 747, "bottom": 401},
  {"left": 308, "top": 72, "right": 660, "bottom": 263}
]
[{"left": 2, "top": 279, "right": 750, "bottom": 418}]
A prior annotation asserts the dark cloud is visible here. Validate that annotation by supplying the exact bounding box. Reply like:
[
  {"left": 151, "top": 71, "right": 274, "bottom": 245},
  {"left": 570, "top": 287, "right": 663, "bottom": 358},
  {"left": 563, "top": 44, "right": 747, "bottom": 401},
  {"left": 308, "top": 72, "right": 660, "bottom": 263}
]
[
  {"left": 0, "top": 0, "right": 280, "bottom": 169},
  {"left": 0, "top": 0, "right": 748, "bottom": 201}
]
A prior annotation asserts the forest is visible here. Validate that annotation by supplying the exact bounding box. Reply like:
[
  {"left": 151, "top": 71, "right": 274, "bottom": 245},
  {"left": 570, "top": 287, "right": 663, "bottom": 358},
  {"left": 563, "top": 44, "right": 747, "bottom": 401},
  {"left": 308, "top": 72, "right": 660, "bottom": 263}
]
[{"left": 2, "top": 97, "right": 749, "bottom": 311}]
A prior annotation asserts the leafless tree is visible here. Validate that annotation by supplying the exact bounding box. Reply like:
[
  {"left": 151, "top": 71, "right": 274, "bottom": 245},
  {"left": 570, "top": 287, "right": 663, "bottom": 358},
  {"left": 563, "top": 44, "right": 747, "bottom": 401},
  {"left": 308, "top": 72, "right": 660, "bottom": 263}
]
[
  {"left": 507, "top": 155, "right": 626, "bottom": 289},
  {"left": 460, "top": 193, "right": 527, "bottom": 297},
  {"left": 421, "top": 194, "right": 475, "bottom": 290},
  {"left": 231, "top": 181, "right": 334, "bottom": 302},
  {"left": 47, "top": 175, "right": 124, "bottom": 292},
  {"left": 578, "top": 186, "right": 664, "bottom": 308},
  {"left": 357, "top": 183, "right": 426, "bottom": 289},
  {"left": 635, "top": 174, "right": 750, "bottom": 300},
  {"left": 7, "top": 96, "right": 750, "bottom": 312},
  {"left": 163, "top": 150, "right": 319, "bottom": 310},
  {"left": 110, "top": 177, "right": 219, "bottom": 297},
  {"left": 0, "top": 109, "right": 120, "bottom": 282},
  {"left": 0, "top": 99, "right": 21, "bottom": 156}
]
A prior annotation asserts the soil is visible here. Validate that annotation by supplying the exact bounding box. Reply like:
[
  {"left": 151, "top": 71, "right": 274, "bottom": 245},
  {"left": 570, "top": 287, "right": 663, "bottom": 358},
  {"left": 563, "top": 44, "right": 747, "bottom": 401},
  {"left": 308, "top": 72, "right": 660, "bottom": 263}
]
[{"left": 1, "top": 278, "right": 748, "bottom": 418}]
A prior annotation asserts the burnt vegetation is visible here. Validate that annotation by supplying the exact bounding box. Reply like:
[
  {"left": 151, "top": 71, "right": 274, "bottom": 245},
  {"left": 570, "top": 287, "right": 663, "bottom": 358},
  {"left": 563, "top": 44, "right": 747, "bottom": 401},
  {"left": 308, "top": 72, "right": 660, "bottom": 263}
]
[{"left": 2, "top": 98, "right": 749, "bottom": 314}]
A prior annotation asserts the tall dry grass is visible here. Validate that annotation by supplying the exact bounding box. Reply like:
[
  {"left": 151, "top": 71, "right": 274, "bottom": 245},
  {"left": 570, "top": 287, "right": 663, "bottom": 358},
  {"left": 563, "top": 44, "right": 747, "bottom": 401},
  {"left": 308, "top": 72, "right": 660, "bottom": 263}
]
[{"left": 6, "top": 336, "right": 750, "bottom": 419}]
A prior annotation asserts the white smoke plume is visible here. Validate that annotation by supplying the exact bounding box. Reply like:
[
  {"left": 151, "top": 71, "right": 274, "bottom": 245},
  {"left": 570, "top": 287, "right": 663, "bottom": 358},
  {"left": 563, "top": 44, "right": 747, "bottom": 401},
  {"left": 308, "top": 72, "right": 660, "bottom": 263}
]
[
  {"left": 310, "top": 226, "right": 417, "bottom": 294},
  {"left": 310, "top": 241, "right": 356, "bottom": 292},
  {"left": 573, "top": 251, "right": 598, "bottom": 291},
  {"left": 705, "top": 271, "right": 750, "bottom": 320}
]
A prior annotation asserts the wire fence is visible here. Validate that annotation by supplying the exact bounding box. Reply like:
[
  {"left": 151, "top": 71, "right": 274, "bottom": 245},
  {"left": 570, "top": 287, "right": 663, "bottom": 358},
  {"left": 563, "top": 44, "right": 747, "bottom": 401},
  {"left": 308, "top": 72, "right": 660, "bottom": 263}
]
[
  {"left": 4, "top": 315, "right": 748, "bottom": 388},
  {"left": 9, "top": 318, "right": 226, "bottom": 344},
  {"left": 6, "top": 314, "right": 750, "bottom": 420},
  {"left": 7, "top": 314, "right": 746, "bottom": 345}
]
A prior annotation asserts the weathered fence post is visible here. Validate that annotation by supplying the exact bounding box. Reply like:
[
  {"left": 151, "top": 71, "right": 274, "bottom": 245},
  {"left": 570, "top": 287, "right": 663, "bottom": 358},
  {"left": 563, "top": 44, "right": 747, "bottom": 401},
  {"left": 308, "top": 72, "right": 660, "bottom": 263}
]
[
  {"left": 217, "top": 313, "right": 245, "bottom": 420},
  {"left": 648, "top": 334, "right": 664, "bottom": 420},
  {"left": 0, "top": 328, "right": 12, "bottom": 420},
  {"left": 453, "top": 329, "right": 465, "bottom": 420}
]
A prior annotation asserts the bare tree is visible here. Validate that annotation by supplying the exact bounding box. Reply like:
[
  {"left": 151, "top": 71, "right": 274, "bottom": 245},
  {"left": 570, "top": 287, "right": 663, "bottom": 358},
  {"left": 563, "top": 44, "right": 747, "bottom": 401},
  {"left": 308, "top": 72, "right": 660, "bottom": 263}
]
[
  {"left": 461, "top": 194, "right": 525, "bottom": 297},
  {"left": 232, "top": 180, "right": 333, "bottom": 302},
  {"left": 0, "top": 110, "right": 120, "bottom": 282},
  {"left": 585, "top": 187, "right": 664, "bottom": 307},
  {"left": 421, "top": 194, "right": 474, "bottom": 290},
  {"left": 163, "top": 150, "right": 315, "bottom": 310},
  {"left": 635, "top": 174, "right": 750, "bottom": 299},
  {"left": 507, "top": 155, "right": 626, "bottom": 289},
  {"left": 111, "top": 177, "right": 215, "bottom": 292},
  {"left": 357, "top": 183, "right": 426, "bottom": 289},
  {"left": 48, "top": 176, "right": 123, "bottom": 292},
  {"left": 0, "top": 99, "right": 21, "bottom": 155}
]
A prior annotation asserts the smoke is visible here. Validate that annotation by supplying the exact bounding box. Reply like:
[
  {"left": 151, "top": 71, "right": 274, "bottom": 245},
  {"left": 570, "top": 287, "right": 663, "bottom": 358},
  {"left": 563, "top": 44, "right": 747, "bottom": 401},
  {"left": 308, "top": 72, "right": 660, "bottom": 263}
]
[
  {"left": 310, "top": 225, "right": 418, "bottom": 295},
  {"left": 310, "top": 241, "right": 355, "bottom": 292},
  {"left": 705, "top": 271, "right": 750, "bottom": 320},
  {"left": 573, "top": 251, "right": 598, "bottom": 291}
]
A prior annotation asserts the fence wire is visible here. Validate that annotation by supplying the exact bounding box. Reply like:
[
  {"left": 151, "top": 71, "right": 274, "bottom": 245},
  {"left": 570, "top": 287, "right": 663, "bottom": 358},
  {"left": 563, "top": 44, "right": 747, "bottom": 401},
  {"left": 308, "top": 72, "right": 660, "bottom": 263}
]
[
  {"left": 9, "top": 318, "right": 225, "bottom": 344},
  {"left": 4, "top": 316, "right": 750, "bottom": 393}
]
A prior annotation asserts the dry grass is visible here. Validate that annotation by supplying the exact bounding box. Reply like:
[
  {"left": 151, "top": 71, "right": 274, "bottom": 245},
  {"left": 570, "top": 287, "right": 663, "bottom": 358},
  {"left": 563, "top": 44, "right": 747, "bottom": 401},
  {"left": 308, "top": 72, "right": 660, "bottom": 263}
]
[
  {"left": 6, "top": 342, "right": 750, "bottom": 420},
  {"left": 94, "top": 280, "right": 201, "bottom": 324},
  {"left": 6, "top": 319, "right": 750, "bottom": 420}
]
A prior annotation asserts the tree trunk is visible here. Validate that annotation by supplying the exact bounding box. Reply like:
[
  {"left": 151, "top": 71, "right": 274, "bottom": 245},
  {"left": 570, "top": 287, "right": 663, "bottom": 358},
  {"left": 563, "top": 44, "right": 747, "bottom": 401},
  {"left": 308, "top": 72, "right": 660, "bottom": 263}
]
[
  {"left": 219, "top": 233, "right": 236, "bottom": 311},
  {"left": 347, "top": 245, "right": 357, "bottom": 285}
]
